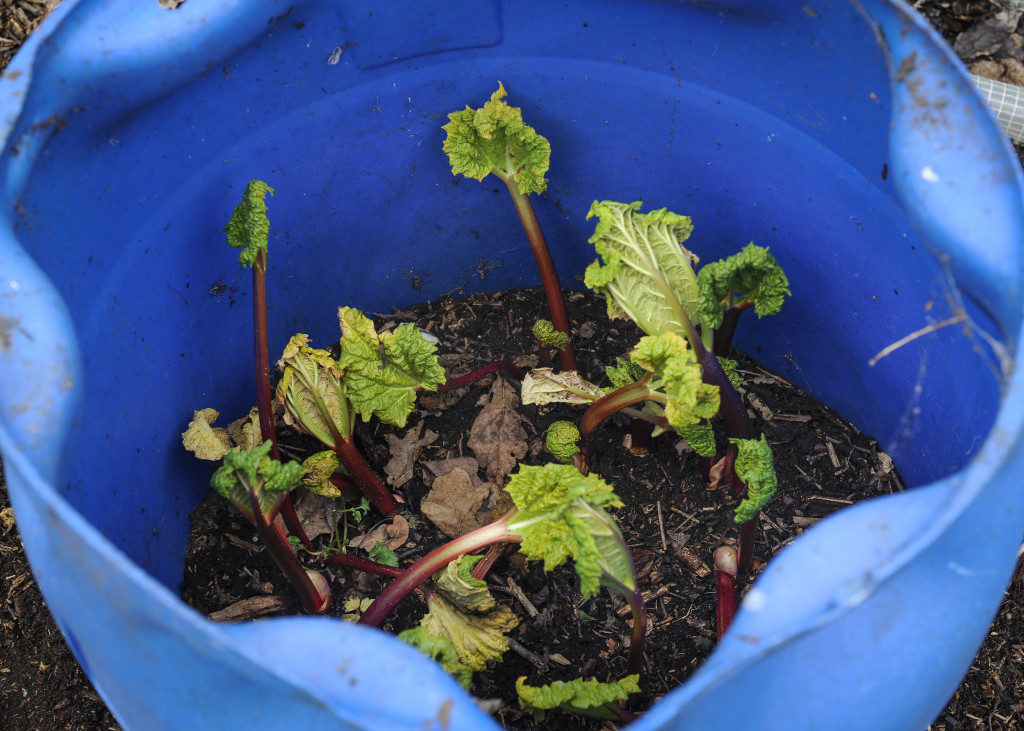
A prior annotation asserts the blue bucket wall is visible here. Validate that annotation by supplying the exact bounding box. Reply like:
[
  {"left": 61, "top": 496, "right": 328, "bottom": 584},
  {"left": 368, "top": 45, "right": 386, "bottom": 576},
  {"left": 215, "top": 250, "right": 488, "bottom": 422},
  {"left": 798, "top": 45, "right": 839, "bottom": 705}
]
[{"left": 1, "top": 0, "right": 1022, "bottom": 728}]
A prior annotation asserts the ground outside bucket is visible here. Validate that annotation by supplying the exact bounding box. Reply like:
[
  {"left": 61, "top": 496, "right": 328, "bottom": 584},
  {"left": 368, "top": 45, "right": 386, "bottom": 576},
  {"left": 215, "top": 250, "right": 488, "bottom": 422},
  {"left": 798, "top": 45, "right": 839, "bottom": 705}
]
[{"left": 1, "top": 0, "right": 1023, "bottom": 728}]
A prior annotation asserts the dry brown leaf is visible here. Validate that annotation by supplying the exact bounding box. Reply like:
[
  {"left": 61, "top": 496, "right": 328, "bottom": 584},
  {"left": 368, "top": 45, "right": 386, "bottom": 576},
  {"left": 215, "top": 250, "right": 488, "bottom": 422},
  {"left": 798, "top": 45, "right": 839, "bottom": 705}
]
[
  {"left": 349, "top": 515, "right": 409, "bottom": 552},
  {"left": 293, "top": 493, "right": 335, "bottom": 540},
  {"left": 382, "top": 420, "right": 438, "bottom": 487},
  {"left": 466, "top": 375, "right": 528, "bottom": 484},
  {"left": 420, "top": 468, "right": 491, "bottom": 538},
  {"left": 421, "top": 456, "right": 484, "bottom": 487}
]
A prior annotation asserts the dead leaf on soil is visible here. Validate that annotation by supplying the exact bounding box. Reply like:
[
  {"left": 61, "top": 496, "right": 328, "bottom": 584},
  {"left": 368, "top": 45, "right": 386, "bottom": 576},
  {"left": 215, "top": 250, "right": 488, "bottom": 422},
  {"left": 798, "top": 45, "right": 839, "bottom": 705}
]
[
  {"left": 466, "top": 375, "right": 529, "bottom": 484},
  {"left": 421, "top": 468, "right": 491, "bottom": 538},
  {"left": 349, "top": 514, "right": 409, "bottom": 552},
  {"left": 383, "top": 420, "right": 438, "bottom": 487},
  {"left": 293, "top": 492, "right": 336, "bottom": 540},
  {"left": 421, "top": 456, "right": 484, "bottom": 487}
]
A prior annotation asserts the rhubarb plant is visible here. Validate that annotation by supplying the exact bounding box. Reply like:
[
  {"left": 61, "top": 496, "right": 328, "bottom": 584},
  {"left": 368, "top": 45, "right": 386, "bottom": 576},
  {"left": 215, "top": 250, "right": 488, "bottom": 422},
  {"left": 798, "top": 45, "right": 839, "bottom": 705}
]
[
  {"left": 223, "top": 179, "right": 313, "bottom": 550},
  {"left": 443, "top": 83, "right": 577, "bottom": 371},
  {"left": 521, "top": 200, "right": 789, "bottom": 632},
  {"left": 208, "top": 440, "right": 330, "bottom": 614},
  {"left": 275, "top": 306, "right": 445, "bottom": 516},
  {"left": 358, "top": 463, "right": 647, "bottom": 676}
]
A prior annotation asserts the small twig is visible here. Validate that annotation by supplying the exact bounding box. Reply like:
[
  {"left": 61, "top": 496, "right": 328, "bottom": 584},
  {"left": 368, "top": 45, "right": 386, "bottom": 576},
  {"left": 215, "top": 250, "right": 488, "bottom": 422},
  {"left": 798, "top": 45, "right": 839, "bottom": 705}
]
[
  {"left": 505, "top": 577, "right": 539, "bottom": 617},
  {"left": 507, "top": 637, "right": 547, "bottom": 671},
  {"left": 656, "top": 500, "right": 667, "bottom": 552}
]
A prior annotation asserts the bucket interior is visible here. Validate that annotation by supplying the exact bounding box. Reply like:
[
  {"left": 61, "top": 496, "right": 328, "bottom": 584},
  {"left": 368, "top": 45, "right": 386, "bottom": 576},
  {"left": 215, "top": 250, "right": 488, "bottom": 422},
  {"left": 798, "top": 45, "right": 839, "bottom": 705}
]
[{"left": 10, "top": 0, "right": 1006, "bottom": 590}]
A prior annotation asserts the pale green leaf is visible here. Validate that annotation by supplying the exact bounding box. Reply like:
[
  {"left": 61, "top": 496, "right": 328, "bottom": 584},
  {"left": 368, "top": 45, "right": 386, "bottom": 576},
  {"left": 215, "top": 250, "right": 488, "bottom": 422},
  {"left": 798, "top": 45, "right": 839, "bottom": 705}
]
[
  {"left": 421, "top": 586, "right": 519, "bottom": 671},
  {"left": 432, "top": 555, "right": 493, "bottom": 613},
  {"left": 276, "top": 333, "right": 349, "bottom": 446},
  {"left": 182, "top": 408, "right": 232, "bottom": 461},
  {"left": 223, "top": 179, "right": 274, "bottom": 268},
  {"left": 584, "top": 200, "right": 699, "bottom": 336},
  {"left": 515, "top": 675, "right": 640, "bottom": 723},
  {"left": 337, "top": 307, "right": 446, "bottom": 428},
  {"left": 369, "top": 541, "right": 399, "bottom": 567},
  {"left": 441, "top": 82, "right": 550, "bottom": 195}
]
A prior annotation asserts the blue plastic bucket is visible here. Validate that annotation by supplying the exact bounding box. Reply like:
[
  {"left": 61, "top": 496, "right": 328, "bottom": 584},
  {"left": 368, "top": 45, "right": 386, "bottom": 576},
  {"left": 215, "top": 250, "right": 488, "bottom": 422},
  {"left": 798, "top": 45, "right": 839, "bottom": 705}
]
[{"left": 2, "top": 0, "right": 1022, "bottom": 727}]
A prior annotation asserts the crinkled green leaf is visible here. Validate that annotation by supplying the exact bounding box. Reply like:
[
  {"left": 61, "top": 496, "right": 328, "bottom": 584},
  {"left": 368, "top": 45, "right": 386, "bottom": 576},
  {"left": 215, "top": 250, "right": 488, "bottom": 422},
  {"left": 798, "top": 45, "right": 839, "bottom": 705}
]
[
  {"left": 631, "top": 333, "right": 720, "bottom": 430},
  {"left": 604, "top": 357, "right": 648, "bottom": 391},
  {"left": 730, "top": 434, "right": 778, "bottom": 523},
  {"left": 420, "top": 585, "right": 519, "bottom": 671},
  {"left": 546, "top": 421, "right": 581, "bottom": 464},
  {"left": 337, "top": 307, "right": 446, "bottom": 428},
  {"left": 504, "top": 464, "right": 627, "bottom": 598},
  {"left": 276, "top": 333, "right": 350, "bottom": 446},
  {"left": 677, "top": 421, "right": 716, "bottom": 457},
  {"left": 182, "top": 408, "right": 232, "bottom": 461},
  {"left": 718, "top": 356, "right": 744, "bottom": 390},
  {"left": 584, "top": 200, "right": 699, "bottom": 337},
  {"left": 398, "top": 626, "right": 473, "bottom": 689},
  {"left": 696, "top": 242, "right": 790, "bottom": 330},
  {"left": 521, "top": 368, "right": 605, "bottom": 406},
  {"left": 433, "top": 555, "right": 493, "bottom": 613},
  {"left": 210, "top": 440, "right": 306, "bottom": 523},
  {"left": 532, "top": 319, "right": 570, "bottom": 350},
  {"left": 515, "top": 675, "right": 640, "bottom": 723},
  {"left": 223, "top": 179, "right": 274, "bottom": 268},
  {"left": 302, "top": 450, "right": 341, "bottom": 497},
  {"left": 441, "top": 82, "right": 550, "bottom": 195}
]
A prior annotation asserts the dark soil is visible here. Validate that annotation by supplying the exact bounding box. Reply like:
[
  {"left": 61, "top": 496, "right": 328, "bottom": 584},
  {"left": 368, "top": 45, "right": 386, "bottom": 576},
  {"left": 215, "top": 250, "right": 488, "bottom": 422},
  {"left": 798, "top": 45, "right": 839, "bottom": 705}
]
[
  {"left": 2, "top": 1, "right": 1024, "bottom": 729},
  {"left": 180, "top": 286, "right": 906, "bottom": 729}
]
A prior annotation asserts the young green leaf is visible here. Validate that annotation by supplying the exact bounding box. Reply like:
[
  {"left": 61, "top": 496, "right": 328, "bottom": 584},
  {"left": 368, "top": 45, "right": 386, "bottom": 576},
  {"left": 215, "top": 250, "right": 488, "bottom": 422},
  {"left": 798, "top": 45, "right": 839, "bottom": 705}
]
[
  {"left": 521, "top": 368, "right": 605, "bottom": 406},
  {"left": 532, "top": 319, "right": 571, "bottom": 350},
  {"left": 182, "top": 408, "right": 232, "bottom": 461},
  {"left": 584, "top": 200, "right": 699, "bottom": 337},
  {"left": 546, "top": 421, "right": 582, "bottom": 465},
  {"left": 630, "top": 332, "right": 720, "bottom": 430},
  {"left": 677, "top": 422, "right": 716, "bottom": 458},
  {"left": 718, "top": 356, "right": 744, "bottom": 390},
  {"left": 696, "top": 242, "right": 791, "bottom": 330},
  {"left": 210, "top": 440, "right": 306, "bottom": 524},
  {"left": 276, "top": 333, "right": 350, "bottom": 447},
  {"left": 730, "top": 434, "right": 779, "bottom": 523},
  {"left": 369, "top": 541, "right": 400, "bottom": 568},
  {"left": 515, "top": 675, "right": 640, "bottom": 723},
  {"left": 337, "top": 307, "right": 446, "bottom": 428},
  {"left": 504, "top": 463, "right": 626, "bottom": 598},
  {"left": 223, "top": 179, "right": 274, "bottom": 268},
  {"left": 441, "top": 82, "right": 551, "bottom": 195},
  {"left": 604, "top": 357, "right": 648, "bottom": 390},
  {"left": 398, "top": 626, "right": 474, "bottom": 689}
]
